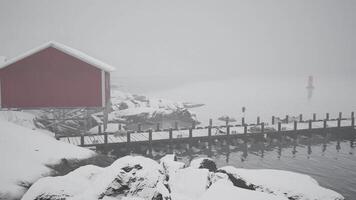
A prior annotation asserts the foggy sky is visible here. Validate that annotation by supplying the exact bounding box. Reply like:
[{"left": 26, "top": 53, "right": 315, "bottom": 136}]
[{"left": 0, "top": 0, "right": 355, "bottom": 88}]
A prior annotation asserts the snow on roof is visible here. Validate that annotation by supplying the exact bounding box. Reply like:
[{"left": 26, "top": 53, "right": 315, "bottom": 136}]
[{"left": 0, "top": 41, "right": 116, "bottom": 72}]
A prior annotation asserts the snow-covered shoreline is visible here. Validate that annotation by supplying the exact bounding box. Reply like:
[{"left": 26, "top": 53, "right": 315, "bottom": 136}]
[
  {"left": 22, "top": 155, "right": 344, "bottom": 200},
  {"left": 0, "top": 112, "right": 96, "bottom": 200}
]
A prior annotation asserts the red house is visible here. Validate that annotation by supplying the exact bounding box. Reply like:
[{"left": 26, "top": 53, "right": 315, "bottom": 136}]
[{"left": 0, "top": 41, "right": 115, "bottom": 109}]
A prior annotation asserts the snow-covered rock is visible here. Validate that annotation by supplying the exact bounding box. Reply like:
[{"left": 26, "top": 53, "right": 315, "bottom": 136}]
[
  {"left": 0, "top": 118, "right": 95, "bottom": 200},
  {"left": 190, "top": 157, "right": 217, "bottom": 172},
  {"left": 160, "top": 154, "right": 185, "bottom": 177},
  {"left": 170, "top": 168, "right": 211, "bottom": 200},
  {"left": 219, "top": 166, "right": 344, "bottom": 200},
  {"left": 109, "top": 90, "right": 201, "bottom": 127},
  {"left": 22, "top": 156, "right": 170, "bottom": 200},
  {"left": 199, "top": 179, "right": 288, "bottom": 200},
  {"left": 21, "top": 155, "right": 345, "bottom": 200}
]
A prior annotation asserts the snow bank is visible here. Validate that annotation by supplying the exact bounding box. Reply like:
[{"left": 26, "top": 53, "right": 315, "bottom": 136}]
[
  {"left": 219, "top": 166, "right": 344, "bottom": 200},
  {"left": 0, "top": 119, "right": 95, "bottom": 199}
]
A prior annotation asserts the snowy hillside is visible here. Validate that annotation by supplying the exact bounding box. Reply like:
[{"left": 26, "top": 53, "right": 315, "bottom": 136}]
[{"left": 0, "top": 112, "right": 95, "bottom": 199}]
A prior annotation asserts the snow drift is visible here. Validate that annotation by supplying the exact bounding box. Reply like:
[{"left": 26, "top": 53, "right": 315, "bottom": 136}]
[{"left": 0, "top": 112, "right": 95, "bottom": 200}]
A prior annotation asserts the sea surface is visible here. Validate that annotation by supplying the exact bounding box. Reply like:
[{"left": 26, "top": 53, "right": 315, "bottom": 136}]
[
  {"left": 105, "top": 130, "right": 356, "bottom": 200},
  {"left": 109, "top": 76, "right": 356, "bottom": 199}
]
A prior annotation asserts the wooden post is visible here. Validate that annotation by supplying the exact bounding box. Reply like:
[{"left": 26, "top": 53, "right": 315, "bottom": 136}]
[
  {"left": 286, "top": 115, "right": 289, "bottom": 123},
  {"left": 226, "top": 125, "right": 230, "bottom": 136},
  {"left": 351, "top": 111, "right": 354, "bottom": 119},
  {"left": 242, "top": 117, "right": 245, "bottom": 125},
  {"left": 127, "top": 132, "right": 131, "bottom": 143},
  {"left": 294, "top": 121, "right": 297, "bottom": 131},
  {"left": 174, "top": 121, "right": 178, "bottom": 130},
  {"left": 313, "top": 113, "right": 316, "bottom": 121},
  {"left": 80, "top": 135, "right": 84, "bottom": 146},
  {"left": 326, "top": 113, "right": 329, "bottom": 120},
  {"left": 261, "top": 122, "right": 265, "bottom": 133},
  {"left": 257, "top": 116, "right": 260, "bottom": 125},
  {"left": 278, "top": 122, "right": 281, "bottom": 132},
  {"left": 337, "top": 118, "right": 341, "bottom": 127},
  {"left": 339, "top": 112, "right": 342, "bottom": 119},
  {"left": 299, "top": 114, "right": 303, "bottom": 122},
  {"left": 169, "top": 128, "right": 173, "bottom": 140},
  {"left": 98, "top": 125, "right": 102, "bottom": 134},
  {"left": 209, "top": 119, "right": 213, "bottom": 126},
  {"left": 308, "top": 120, "right": 312, "bottom": 130},
  {"left": 244, "top": 125, "right": 247, "bottom": 134},
  {"left": 138, "top": 124, "right": 141, "bottom": 132},
  {"left": 156, "top": 123, "right": 160, "bottom": 131},
  {"left": 119, "top": 123, "right": 122, "bottom": 130},
  {"left": 192, "top": 121, "right": 196, "bottom": 129},
  {"left": 104, "top": 133, "right": 108, "bottom": 144},
  {"left": 323, "top": 120, "right": 327, "bottom": 129},
  {"left": 189, "top": 128, "right": 193, "bottom": 138},
  {"left": 352, "top": 117, "right": 355, "bottom": 127},
  {"left": 272, "top": 116, "right": 275, "bottom": 125},
  {"left": 149, "top": 129, "right": 152, "bottom": 143},
  {"left": 208, "top": 125, "right": 212, "bottom": 137},
  {"left": 225, "top": 116, "right": 229, "bottom": 126}
]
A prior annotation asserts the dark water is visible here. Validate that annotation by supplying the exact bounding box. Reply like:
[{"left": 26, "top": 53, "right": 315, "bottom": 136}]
[{"left": 101, "top": 130, "right": 356, "bottom": 200}]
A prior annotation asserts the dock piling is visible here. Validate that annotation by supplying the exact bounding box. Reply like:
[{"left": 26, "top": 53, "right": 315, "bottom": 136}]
[
  {"left": 257, "top": 116, "right": 260, "bottom": 125},
  {"left": 309, "top": 120, "right": 312, "bottom": 130},
  {"left": 286, "top": 115, "right": 289, "bottom": 123},
  {"left": 326, "top": 113, "right": 329, "bottom": 120},
  {"left": 352, "top": 117, "right": 355, "bottom": 127},
  {"left": 323, "top": 120, "right": 327, "bottom": 129},
  {"left": 313, "top": 113, "right": 316, "bottom": 121},
  {"left": 98, "top": 125, "right": 102, "bottom": 134},
  {"left": 294, "top": 121, "right": 297, "bottom": 131},
  {"left": 339, "top": 112, "right": 342, "bottom": 120},
  {"left": 169, "top": 128, "right": 173, "bottom": 141},
  {"left": 261, "top": 122, "right": 265, "bottom": 133},
  {"left": 337, "top": 118, "right": 341, "bottom": 128},
  {"left": 80, "top": 135, "right": 84, "bottom": 146},
  {"left": 272, "top": 116, "right": 275, "bottom": 125},
  {"left": 156, "top": 123, "right": 160, "bottom": 131},
  {"left": 174, "top": 121, "right": 178, "bottom": 130},
  {"left": 299, "top": 114, "right": 303, "bottom": 122},
  {"left": 242, "top": 117, "right": 245, "bottom": 126},
  {"left": 149, "top": 129, "right": 152, "bottom": 143},
  {"left": 189, "top": 128, "right": 193, "bottom": 138},
  {"left": 351, "top": 111, "right": 354, "bottom": 119},
  {"left": 104, "top": 133, "right": 108, "bottom": 144},
  {"left": 127, "top": 132, "right": 131, "bottom": 143},
  {"left": 226, "top": 125, "right": 230, "bottom": 136},
  {"left": 278, "top": 122, "right": 281, "bottom": 132}
]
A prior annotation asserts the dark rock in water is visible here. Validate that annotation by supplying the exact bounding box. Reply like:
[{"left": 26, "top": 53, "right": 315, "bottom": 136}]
[
  {"left": 34, "top": 193, "right": 70, "bottom": 200},
  {"left": 216, "top": 169, "right": 256, "bottom": 190},
  {"left": 190, "top": 158, "right": 217, "bottom": 172}
]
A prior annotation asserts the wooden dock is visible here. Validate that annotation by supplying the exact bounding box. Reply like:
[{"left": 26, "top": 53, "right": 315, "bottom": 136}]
[{"left": 57, "top": 112, "right": 356, "bottom": 147}]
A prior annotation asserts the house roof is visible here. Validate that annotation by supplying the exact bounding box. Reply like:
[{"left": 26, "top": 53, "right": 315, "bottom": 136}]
[{"left": 0, "top": 41, "right": 116, "bottom": 72}]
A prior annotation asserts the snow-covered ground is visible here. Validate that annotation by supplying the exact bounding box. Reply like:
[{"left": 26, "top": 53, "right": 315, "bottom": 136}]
[
  {"left": 0, "top": 111, "right": 95, "bottom": 199},
  {"left": 22, "top": 155, "right": 344, "bottom": 200}
]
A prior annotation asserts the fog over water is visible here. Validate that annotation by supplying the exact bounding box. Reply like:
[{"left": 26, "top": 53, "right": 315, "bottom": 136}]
[{"left": 112, "top": 75, "right": 356, "bottom": 125}]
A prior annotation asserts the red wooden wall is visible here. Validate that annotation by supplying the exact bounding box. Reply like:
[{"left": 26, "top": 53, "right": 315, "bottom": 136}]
[{"left": 0, "top": 47, "right": 109, "bottom": 108}]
